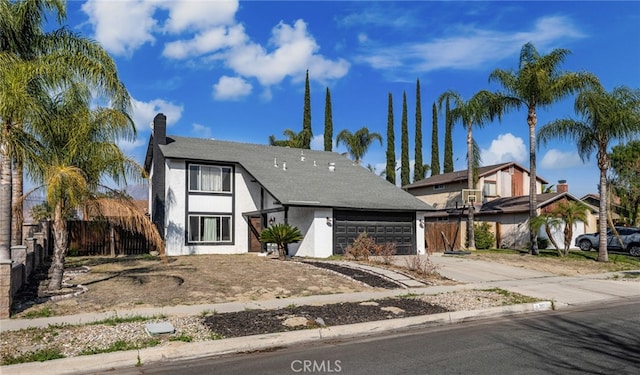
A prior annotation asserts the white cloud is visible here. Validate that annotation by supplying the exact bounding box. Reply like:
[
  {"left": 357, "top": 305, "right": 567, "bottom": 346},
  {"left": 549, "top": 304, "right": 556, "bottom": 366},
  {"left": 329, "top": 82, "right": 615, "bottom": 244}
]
[
  {"left": 540, "top": 149, "right": 585, "bottom": 169},
  {"left": 357, "top": 15, "right": 584, "bottom": 73},
  {"left": 480, "top": 133, "right": 527, "bottom": 165},
  {"left": 162, "top": 0, "right": 238, "bottom": 33},
  {"left": 162, "top": 24, "right": 247, "bottom": 59},
  {"left": 224, "top": 19, "right": 349, "bottom": 86},
  {"left": 191, "top": 123, "right": 213, "bottom": 139},
  {"left": 81, "top": 1, "right": 348, "bottom": 97},
  {"left": 131, "top": 98, "right": 184, "bottom": 131},
  {"left": 81, "top": 0, "right": 158, "bottom": 56},
  {"left": 212, "top": 76, "right": 252, "bottom": 101}
]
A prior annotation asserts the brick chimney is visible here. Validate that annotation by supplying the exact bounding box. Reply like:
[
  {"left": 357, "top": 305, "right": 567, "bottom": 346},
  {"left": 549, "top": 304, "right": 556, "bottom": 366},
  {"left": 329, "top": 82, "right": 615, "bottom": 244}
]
[
  {"left": 557, "top": 180, "right": 568, "bottom": 193},
  {"left": 151, "top": 113, "right": 167, "bottom": 239}
]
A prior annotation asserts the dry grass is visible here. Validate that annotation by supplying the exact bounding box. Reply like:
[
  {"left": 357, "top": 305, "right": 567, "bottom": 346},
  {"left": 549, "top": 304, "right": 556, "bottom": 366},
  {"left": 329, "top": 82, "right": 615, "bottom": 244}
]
[
  {"left": 465, "top": 249, "right": 640, "bottom": 276},
  {"left": 12, "top": 254, "right": 376, "bottom": 318}
]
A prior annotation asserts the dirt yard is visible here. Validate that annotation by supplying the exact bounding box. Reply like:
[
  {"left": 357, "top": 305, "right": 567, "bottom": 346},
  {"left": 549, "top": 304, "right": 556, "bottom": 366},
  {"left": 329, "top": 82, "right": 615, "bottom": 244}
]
[{"left": 11, "top": 254, "right": 416, "bottom": 318}]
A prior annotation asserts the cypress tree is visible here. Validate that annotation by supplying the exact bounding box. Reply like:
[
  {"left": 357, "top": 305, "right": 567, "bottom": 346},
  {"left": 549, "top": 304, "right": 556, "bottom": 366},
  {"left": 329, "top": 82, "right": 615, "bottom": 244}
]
[
  {"left": 302, "top": 70, "right": 312, "bottom": 149},
  {"left": 443, "top": 97, "right": 453, "bottom": 173},
  {"left": 430, "top": 102, "right": 440, "bottom": 175},
  {"left": 385, "top": 93, "right": 396, "bottom": 184},
  {"left": 414, "top": 79, "right": 424, "bottom": 182},
  {"left": 324, "top": 87, "right": 333, "bottom": 151},
  {"left": 401, "top": 91, "right": 410, "bottom": 186}
]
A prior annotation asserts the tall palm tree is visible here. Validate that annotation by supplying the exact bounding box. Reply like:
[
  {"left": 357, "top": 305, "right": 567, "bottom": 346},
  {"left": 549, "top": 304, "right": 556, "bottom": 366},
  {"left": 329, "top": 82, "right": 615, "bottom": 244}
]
[
  {"left": 538, "top": 85, "right": 640, "bottom": 262},
  {"left": 29, "top": 82, "right": 159, "bottom": 290},
  {"left": 551, "top": 201, "right": 588, "bottom": 257},
  {"left": 437, "top": 90, "right": 502, "bottom": 250},
  {"left": 336, "top": 127, "right": 383, "bottom": 165},
  {"left": 0, "top": 0, "right": 130, "bottom": 257},
  {"left": 489, "top": 42, "right": 599, "bottom": 255}
]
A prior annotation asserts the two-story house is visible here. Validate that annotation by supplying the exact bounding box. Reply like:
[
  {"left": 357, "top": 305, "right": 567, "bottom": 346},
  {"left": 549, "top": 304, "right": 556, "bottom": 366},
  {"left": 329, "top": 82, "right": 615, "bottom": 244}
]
[
  {"left": 144, "top": 113, "right": 432, "bottom": 258},
  {"left": 404, "top": 163, "right": 593, "bottom": 250}
]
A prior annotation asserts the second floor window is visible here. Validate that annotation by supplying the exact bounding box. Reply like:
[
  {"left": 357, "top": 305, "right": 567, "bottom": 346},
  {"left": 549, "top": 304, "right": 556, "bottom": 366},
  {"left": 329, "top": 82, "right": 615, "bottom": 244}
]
[
  {"left": 484, "top": 181, "right": 497, "bottom": 196},
  {"left": 189, "top": 165, "right": 232, "bottom": 193}
]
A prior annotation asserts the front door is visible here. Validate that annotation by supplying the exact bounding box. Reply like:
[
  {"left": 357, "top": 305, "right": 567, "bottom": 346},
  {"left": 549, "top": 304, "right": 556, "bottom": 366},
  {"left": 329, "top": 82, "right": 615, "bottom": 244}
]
[{"left": 248, "top": 216, "right": 264, "bottom": 252}]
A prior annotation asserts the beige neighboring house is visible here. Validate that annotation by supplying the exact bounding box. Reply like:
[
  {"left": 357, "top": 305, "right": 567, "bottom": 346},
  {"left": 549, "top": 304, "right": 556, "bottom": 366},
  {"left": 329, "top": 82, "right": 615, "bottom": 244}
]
[{"left": 404, "top": 162, "right": 596, "bottom": 250}]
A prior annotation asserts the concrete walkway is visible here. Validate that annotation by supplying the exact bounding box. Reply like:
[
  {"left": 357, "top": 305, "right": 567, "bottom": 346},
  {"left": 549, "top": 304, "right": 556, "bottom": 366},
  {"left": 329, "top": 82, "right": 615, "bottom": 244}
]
[{"left": 1, "top": 253, "right": 639, "bottom": 375}]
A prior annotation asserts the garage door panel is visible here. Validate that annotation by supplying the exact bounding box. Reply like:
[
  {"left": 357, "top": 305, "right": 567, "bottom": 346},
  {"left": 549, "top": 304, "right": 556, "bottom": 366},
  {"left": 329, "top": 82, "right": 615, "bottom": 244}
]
[{"left": 333, "top": 213, "right": 415, "bottom": 255}]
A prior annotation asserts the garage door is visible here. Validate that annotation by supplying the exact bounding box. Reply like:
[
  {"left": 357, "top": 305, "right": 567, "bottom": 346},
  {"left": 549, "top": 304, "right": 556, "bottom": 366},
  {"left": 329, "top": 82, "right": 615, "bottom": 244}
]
[{"left": 333, "top": 210, "right": 415, "bottom": 255}]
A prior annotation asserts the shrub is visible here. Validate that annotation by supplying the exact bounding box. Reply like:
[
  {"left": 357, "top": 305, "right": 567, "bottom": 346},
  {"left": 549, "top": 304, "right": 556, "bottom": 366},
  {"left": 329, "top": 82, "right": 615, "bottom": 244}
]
[
  {"left": 403, "top": 255, "right": 440, "bottom": 276},
  {"left": 474, "top": 222, "right": 496, "bottom": 250},
  {"left": 537, "top": 237, "right": 550, "bottom": 249},
  {"left": 345, "top": 232, "right": 375, "bottom": 261},
  {"left": 372, "top": 242, "right": 397, "bottom": 265}
]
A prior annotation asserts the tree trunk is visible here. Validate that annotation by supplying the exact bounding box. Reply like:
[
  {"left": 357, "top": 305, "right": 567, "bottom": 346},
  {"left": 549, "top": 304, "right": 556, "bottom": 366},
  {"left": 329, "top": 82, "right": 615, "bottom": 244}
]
[
  {"left": 545, "top": 225, "right": 561, "bottom": 256},
  {"left": 11, "top": 161, "right": 23, "bottom": 247},
  {"left": 48, "top": 202, "right": 68, "bottom": 290},
  {"left": 597, "top": 167, "right": 609, "bottom": 262},
  {"left": 563, "top": 225, "right": 572, "bottom": 257},
  {"left": 527, "top": 106, "right": 538, "bottom": 255},
  {"left": 0, "top": 142, "right": 12, "bottom": 260},
  {"left": 466, "top": 123, "right": 476, "bottom": 250}
]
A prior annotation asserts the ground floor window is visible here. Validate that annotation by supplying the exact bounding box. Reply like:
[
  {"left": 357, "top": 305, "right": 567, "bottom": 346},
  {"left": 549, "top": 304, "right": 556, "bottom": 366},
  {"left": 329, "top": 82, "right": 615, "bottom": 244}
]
[{"left": 188, "top": 215, "right": 232, "bottom": 243}]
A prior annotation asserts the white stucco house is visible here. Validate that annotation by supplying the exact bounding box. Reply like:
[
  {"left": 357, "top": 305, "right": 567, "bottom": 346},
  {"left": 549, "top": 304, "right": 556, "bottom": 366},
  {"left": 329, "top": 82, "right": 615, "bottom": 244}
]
[{"left": 144, "top": 113, "right": 433, "bottom": 257}]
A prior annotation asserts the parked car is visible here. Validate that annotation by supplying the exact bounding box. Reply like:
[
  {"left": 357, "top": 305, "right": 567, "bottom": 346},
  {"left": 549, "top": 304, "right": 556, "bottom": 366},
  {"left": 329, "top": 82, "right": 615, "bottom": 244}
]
[{"left": 575, "top": 227, "right": 640, "bottom": 256}]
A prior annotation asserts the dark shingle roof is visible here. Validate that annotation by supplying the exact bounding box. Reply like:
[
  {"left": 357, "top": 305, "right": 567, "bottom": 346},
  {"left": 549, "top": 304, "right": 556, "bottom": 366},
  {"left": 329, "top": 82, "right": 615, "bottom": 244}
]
[
  {"left": 158, "top": 136, "right": 432, "bottom": 211},
  {"left": 478, "top": 192, "right": 584, "bottom": 214},
  {"left": 403, "top": 161, "right": 548, "bottom": 189}
]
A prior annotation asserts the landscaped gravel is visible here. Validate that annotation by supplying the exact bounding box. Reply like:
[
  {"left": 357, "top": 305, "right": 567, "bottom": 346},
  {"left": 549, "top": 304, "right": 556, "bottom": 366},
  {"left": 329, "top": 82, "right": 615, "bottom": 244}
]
[{"left": 0, "top": 289, "right": 525, "bottom": 365}]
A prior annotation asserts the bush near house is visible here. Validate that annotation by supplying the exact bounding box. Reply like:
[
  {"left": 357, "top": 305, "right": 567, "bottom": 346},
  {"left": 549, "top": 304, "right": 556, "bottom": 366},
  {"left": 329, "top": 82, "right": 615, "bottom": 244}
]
[{"left": 474, "top": 222, "right": 496, "bottom": 250}]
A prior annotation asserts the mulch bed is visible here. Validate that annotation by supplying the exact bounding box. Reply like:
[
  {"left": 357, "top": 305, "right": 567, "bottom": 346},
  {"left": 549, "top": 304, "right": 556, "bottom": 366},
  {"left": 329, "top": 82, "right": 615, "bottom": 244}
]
[
  {"left": 204, "top": 298, "right": 450, "bottom": 338},
  {"left": 302, "top": 261, "right": 401, "bottom": 289}
]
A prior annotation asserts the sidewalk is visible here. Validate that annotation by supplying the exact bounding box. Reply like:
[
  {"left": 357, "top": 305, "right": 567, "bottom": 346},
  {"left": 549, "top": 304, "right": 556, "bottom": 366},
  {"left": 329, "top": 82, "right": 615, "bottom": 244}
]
[{"left": 2, "top": 253, "right": 639, "bottom": 374}]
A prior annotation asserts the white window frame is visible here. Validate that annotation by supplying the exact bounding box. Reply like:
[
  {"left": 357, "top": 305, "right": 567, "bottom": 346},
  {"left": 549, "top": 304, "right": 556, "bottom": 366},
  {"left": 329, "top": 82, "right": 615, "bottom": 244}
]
[
  {"left": 188, "top": 215, "right": 232, "bottom": 243},
  {"left": 189, "top": 164, "right": 232, "bottom": 193},
  {"left": 483, "top": 181, "right": 497, "bottom": 197}
]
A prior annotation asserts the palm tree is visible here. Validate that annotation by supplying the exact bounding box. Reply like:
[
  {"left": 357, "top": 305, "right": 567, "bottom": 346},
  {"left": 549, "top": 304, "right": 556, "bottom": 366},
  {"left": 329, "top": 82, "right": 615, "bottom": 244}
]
[
  {"left": 528, "top": 213, "right": 563, "bottom": 255},
  {"left": 489, "top": 42, "right": 599, "bottom": 255},
  {"left": 269, "top": 129, "right": 305, "bottom": 148},
  {"left": 437, "top": 90, "right": 502, "bottom": 250},
  {"left": 29, "top": 82, "right": 158, "bottom": 290},
  {"left": 0, "top": 0, "right": 130, "bottom": 258},
  {"left": 551, "top": 201, "right": 588, "bottom": 257},
  {"left": 538, "top": 85, "right": 640, "bottom": 262},
  {"left": 259, "top": 223, "right": 303, "bottom": 260},
  {"left": 336, "top": 127, "right": 383, "bottom": 164}
]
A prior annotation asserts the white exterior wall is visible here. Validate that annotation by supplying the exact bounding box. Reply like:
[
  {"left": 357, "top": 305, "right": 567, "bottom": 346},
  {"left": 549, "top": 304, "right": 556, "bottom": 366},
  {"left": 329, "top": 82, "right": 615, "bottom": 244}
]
[
  {"left": 538, "top": 221, "right": 586, "bottom": 250},
  {"left": 163, "top": 161, "right": 260, "bottom": 256},
  {"left": 416, "top": 211, "right": 428, "bottom": 254},
  {"left": 288, "top": 207, "right": 333, "bottom": 258}
]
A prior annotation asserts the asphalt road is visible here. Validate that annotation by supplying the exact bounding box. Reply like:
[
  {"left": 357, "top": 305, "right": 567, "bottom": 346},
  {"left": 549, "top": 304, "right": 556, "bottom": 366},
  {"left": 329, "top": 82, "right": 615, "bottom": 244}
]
[{"left": 113, "top": 298, "right": 640, "bottom": 375}]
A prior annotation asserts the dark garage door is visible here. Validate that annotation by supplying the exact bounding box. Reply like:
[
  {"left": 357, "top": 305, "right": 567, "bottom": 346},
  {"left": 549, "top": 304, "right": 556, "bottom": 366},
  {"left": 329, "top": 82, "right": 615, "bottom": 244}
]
[{"left": 333, "top": 210, "right": 415, "bottom": 255}]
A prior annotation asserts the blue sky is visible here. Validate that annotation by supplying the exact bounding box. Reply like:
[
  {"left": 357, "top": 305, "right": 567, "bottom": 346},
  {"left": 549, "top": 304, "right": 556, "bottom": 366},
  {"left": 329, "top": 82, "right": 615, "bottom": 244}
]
[{"left": 61, "top": 0, "right": 640, "bottom": 199}]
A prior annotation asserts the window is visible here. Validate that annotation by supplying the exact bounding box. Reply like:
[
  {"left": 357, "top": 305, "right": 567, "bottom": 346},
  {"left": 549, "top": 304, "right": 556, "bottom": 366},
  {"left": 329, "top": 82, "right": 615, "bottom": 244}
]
[
  {"left": 188, "top": 215, "right": 232, "bottom": 242},
  {"left": 189, "top": 165, "right": 232, "bottom": 193},
  {"left": 433, "top": 184, "right": 445, "bottom": 190},
  {"left": 483, "top": 181, "right": 497, "bottom": 196}
]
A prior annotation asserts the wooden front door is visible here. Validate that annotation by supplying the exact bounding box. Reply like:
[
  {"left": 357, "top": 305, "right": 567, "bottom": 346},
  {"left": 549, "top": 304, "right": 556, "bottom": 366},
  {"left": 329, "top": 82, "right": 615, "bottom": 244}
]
[{"left": 248, "top": 216, "right": 264, "bottom": 252}]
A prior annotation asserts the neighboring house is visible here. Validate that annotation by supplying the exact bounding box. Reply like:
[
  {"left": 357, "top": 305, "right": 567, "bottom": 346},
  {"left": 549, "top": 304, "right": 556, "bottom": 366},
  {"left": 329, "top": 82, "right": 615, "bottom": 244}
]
[
  {"left": 403, "top": 162, "right": 548, "bottom": 209},
  {"left": 580, "top": 193, "right": 627, "bottom": 225},
  {"left": 144, "top": 113, "right": 432, "bottom": 257},
  {"left": 403, "top": 162, "right": 598, "bottom": 250},
  {"left": 477, "top": 192, "right": 597, "bottom": 250}
]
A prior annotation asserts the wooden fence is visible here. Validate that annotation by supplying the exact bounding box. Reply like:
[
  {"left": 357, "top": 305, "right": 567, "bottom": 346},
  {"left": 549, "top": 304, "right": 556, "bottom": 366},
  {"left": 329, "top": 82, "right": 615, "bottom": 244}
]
[
  {"left": 67, "top": 221, "right": 152, "bottom": 256},
  {"left": 425, "top": 222, "right": 462, "bottom": 252}
]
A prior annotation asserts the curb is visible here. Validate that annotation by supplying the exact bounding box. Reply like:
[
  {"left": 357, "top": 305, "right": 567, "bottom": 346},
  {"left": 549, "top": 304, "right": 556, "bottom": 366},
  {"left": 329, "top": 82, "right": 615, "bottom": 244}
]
[{"left": 1, "top": 301, "right": 553, "bottom": 375}]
